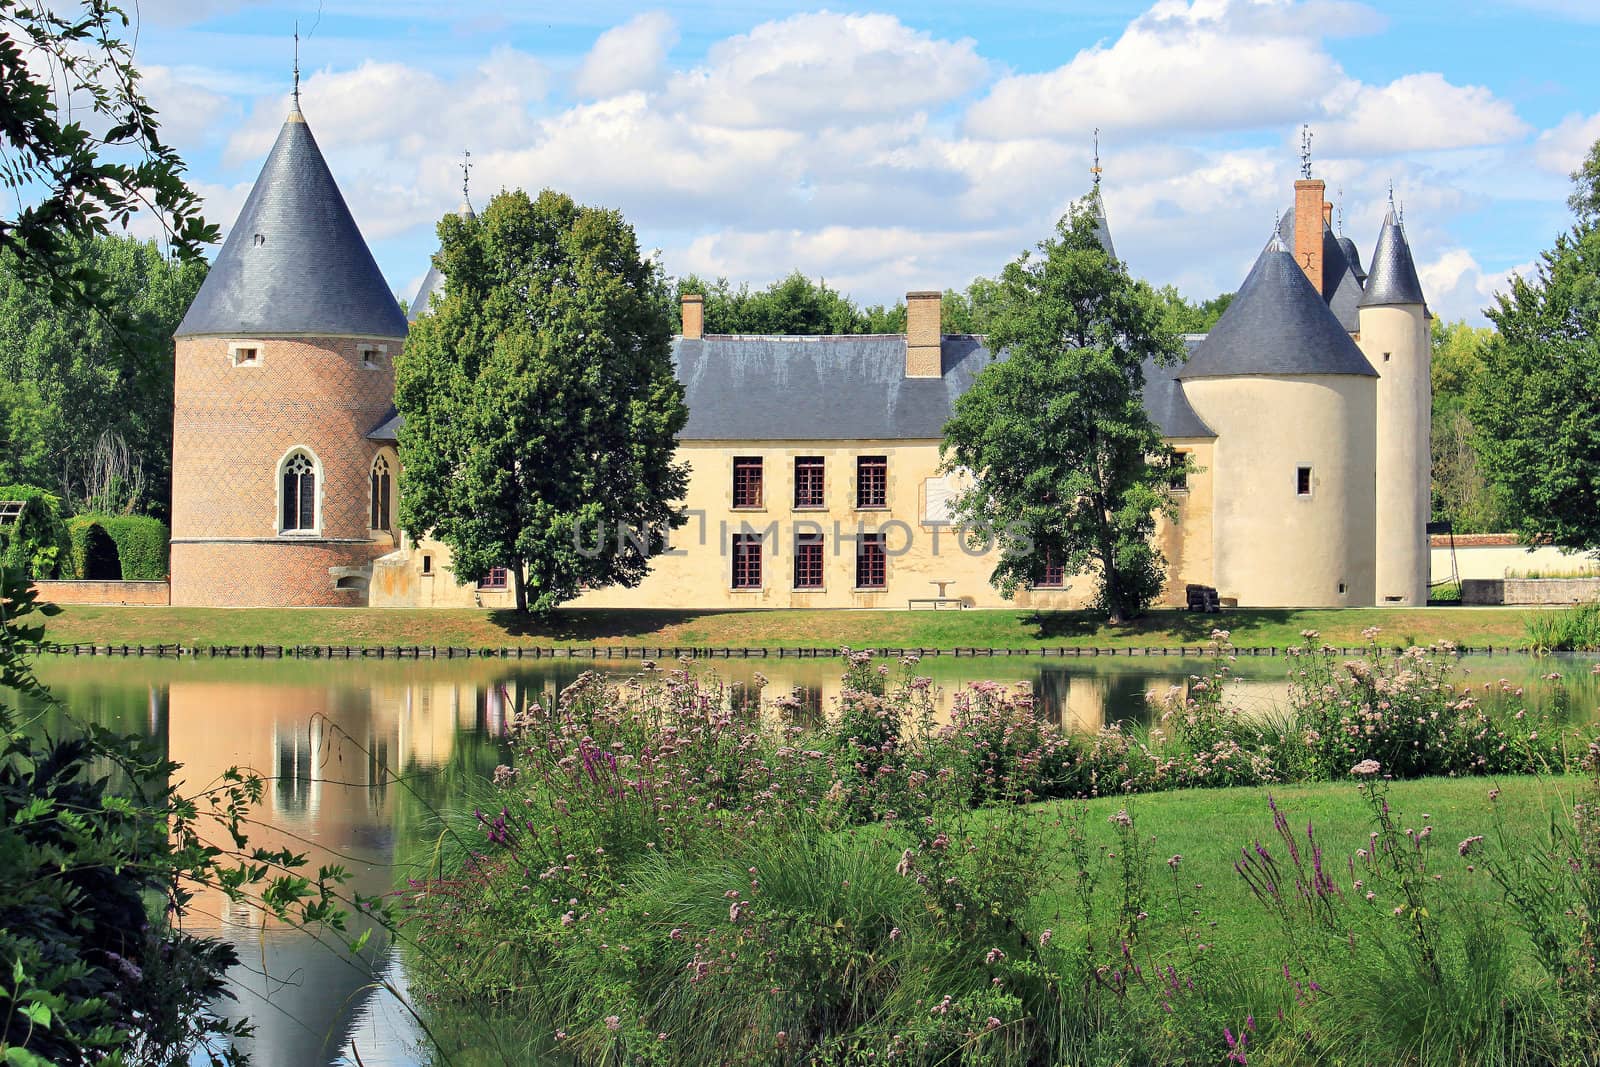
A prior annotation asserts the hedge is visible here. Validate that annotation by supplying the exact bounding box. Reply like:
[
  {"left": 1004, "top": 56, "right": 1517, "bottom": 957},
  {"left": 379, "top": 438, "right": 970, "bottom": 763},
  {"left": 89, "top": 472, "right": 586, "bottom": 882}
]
[
  {"left": 67, "top": 516, "right": 122, "bottom": 580},
  {"left": 72, "top": 513, "right": 169, "bottom": 581},
  {"left": 0, "top": 484, "right": 71, "bottom": 579}
]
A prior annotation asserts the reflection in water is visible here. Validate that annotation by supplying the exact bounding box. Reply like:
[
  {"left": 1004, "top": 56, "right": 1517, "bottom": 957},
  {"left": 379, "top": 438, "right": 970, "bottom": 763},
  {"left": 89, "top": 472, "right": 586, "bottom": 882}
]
[{"left": 16, "top": 652, "right": 1597, "bottom": 1067}]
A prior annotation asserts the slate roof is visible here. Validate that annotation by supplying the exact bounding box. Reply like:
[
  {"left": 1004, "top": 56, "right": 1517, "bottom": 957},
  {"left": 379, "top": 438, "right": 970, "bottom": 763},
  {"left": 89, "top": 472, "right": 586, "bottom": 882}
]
[
  {"left": 367, "top": 407, "right": 402, "bottom": 442},
  {"left": 1144, "top": 345, "right": 1215, "bottom": 438},
  {"left": 1178, "top": 240, "right": 1378, "bottom": 380},
  {"left": 407, "top": 201, "right": 475, "bottom": 323},
  {"left": 1092, "top": 198, "right": 1117, "bottom": 262},
  {"left": 1336, "top": 235, "right": 1367, "bottom": 283},
  {"left": 1276, "top": 207, "right": 1365, "bottom": 331},
  {"left": 176, "top": 108, "right": 408, "bottom": 340},
  {"left": 1360, "top": 210, "right": 1428, "bottom": 309}
]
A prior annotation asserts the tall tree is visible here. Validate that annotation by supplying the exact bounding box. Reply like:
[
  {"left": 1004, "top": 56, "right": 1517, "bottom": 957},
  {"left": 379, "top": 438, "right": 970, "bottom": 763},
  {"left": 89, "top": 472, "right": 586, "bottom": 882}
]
[
  {"left": 674, "top": 271, "right": 906, "bottom": 334},
  {"left": 1429, "top": 317, "right": 1504, "bottom": 533},
  {"left": 0, "top": 235, "right": 204, "bottom": 515},
  {"left": 1468, "top": 137, "right": 1600, "bottom": 553},
  {"left": 941, "top": 197, "right": 1188, "bottom": 624},
  {"left": 398, "top": 189, "right": 689, "bottom": 615},
  {"left": 941, "top": 276, "right": 1003, "bottom": 335},
  {"left": 1153, "top": 285, "right": 1234, "bottom": 335}
]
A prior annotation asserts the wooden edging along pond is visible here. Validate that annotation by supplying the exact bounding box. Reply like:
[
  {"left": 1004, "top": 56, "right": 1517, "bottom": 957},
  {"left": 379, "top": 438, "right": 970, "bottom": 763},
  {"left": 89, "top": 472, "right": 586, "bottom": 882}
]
[{"left": 35, "top": 642, "right": 1531, "bottom": 661}]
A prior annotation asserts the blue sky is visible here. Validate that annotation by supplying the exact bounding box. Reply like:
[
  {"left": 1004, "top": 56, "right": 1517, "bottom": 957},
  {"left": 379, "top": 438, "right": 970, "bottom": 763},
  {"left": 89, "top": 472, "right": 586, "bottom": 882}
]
[{"left": 125, "top": 0, "right": 1600, "bottom": 324}]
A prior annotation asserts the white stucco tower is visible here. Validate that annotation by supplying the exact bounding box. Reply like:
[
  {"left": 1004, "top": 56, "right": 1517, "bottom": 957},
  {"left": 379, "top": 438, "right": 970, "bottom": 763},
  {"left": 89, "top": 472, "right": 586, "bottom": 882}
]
[{"left": 1358, "top": 209, "right": 1431, "bottom": 606}]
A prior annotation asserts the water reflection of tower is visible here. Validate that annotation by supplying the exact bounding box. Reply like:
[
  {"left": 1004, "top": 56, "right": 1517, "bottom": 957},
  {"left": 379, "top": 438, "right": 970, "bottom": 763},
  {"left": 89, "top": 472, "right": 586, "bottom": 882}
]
[{"left": 162, "top": 669, "right": 501, "bottom": 1066}]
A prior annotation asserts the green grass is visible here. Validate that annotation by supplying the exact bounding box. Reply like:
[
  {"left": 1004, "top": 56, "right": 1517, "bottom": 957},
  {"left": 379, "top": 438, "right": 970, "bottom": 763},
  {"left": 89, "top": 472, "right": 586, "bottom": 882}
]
[
  {"left": 38, "top": 604, "right": 1538, "bottom": 651},
  {"left": 1029, "top": 775, "right": 1570, "bottom": 973}
]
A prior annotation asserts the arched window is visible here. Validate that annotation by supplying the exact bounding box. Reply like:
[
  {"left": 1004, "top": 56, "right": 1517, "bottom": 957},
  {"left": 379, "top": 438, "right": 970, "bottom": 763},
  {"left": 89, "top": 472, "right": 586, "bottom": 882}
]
[
  {"left": 280, "top": 449, "right": 318, "bottom": 533},
  {"left": 370, "top": 454, "right": 392, "bottom": 531}
]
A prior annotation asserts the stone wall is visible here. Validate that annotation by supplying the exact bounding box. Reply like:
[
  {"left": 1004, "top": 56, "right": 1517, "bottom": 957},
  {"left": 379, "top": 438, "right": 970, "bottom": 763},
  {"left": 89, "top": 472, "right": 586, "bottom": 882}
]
[
  {"left": 1461, "top": 578, "right": 1600, "bottom": 605},
  {"left": 31, "top": 580, "right": 170, "bottom": 606}
]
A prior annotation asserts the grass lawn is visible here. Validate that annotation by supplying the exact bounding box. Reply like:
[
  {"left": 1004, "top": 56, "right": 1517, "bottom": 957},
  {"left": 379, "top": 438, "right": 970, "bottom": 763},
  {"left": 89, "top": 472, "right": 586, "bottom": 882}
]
[
  {"left": 1027, "top": 775, "right": 1574, "bottom": 974},
  {"left": 39, "top": 604, "right": 1536, "bottom": 651}
]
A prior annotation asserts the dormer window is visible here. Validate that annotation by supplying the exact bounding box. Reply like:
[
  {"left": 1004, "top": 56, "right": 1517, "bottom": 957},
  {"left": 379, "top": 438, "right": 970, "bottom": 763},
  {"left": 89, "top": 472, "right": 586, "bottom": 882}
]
[
  {"left": 230, "top": 343, "right": 261, "bottom": 367},
  {"left": 360, "top": 343, "right": 387, "bottom": 370}
]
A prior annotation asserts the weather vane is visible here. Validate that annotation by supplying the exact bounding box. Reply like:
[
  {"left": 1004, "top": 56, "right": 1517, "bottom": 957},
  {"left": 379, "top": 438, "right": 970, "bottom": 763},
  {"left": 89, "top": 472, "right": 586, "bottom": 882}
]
[
  {"left": 460, "top": 149, "right": 473, "bottom": 207},
  {"left": 1091, "top": 128, "right": 1102, "bottom": 189},
  {"left": 292, "top": 21, "right": 300, "bottom": 108},
  {"left": 1299, "top": 124, "right": 1313, "bottom": 180}
]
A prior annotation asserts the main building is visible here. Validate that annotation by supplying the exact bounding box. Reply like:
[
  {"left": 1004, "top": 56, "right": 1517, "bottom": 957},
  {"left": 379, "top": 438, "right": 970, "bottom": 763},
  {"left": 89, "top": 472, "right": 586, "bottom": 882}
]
[{"left": 169, "top": 100, "right": 1431, "bottom": 611}]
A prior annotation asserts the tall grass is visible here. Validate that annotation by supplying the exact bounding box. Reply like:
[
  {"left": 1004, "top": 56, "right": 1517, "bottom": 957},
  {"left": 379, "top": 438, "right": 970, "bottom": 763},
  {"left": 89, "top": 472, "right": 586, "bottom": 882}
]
[{"left": 1525, "top": 601, "right": 1600, "bottom": 652}]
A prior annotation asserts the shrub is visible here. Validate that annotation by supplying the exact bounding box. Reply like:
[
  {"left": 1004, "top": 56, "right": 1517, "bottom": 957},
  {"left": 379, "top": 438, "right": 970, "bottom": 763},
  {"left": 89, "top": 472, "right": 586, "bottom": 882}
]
[
  {"left": 65, "top": 516, "right": 120, "bottom": 580},
  {"left": 0, "top": 484, "right": 70, "bottom": 579},
  {"left": 72, "top": 512, "right": 168, "bottom": 581}
]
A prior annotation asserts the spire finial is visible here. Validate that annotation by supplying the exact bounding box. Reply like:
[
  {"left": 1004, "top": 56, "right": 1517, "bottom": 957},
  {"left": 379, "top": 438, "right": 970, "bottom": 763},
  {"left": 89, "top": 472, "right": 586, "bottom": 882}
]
[
  {"left": 1299, "top": 123, "right": 1313, "bottom": 180},
  {"left": 292, "top": 21, "right": 300, "bottom": 110},
  {"left": 1336, "top": 186, "right": 1344, "bottom": 234},
  {"left": 1387, "top": 180, "right": 1396, "bottom": 216},
  {"left": 460, "top": 149, "right": 473, "bottom": 207},
  {"left": 1091, "top": 128, "right": 1102, "bottom": 189}
]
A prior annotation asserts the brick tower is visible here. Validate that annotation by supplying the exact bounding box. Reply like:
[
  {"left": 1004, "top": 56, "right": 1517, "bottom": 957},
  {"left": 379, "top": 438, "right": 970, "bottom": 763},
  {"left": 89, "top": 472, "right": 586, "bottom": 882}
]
[{"left": 169, "top": 99, "right": 407, "bottom": 606}]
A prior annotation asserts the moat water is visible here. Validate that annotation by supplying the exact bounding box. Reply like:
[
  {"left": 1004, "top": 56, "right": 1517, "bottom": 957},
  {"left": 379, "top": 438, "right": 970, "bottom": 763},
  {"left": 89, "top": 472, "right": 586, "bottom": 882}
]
[{"left": 14, "top": 652, "right": 1600, "bottom": 1066}]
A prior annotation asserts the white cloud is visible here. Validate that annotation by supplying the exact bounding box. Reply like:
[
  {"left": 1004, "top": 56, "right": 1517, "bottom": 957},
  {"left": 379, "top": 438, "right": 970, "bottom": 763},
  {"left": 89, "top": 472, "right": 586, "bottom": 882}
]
[
  {"left": 575, "top": 12, "right": 678, "bottom": 99},
  {"left": 1534, "top": 111, "right": 1600, "bottom": 176},
  {"left": 142, "top": 66, "right": 238, "bottom": 145},
  {"left": 667, "top": 12, "right": 989, "bottom": 129},
  {"left": 1417, "top": 248, "right": 1534, "bottom": 323},
  {"left": 967, "top": 0, "right": 1356, "bottom": 139},
  {"left": 1316, "top": 73, "right": 1527, "bottom": 155}
]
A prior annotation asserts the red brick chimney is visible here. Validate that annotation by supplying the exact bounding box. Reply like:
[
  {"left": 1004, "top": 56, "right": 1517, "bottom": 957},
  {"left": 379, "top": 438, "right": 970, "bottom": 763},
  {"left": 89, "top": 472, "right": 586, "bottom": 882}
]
[
  {"left": 681, "top": 293, "right": 704, "bottom": 340},
  {"left": 1293, "top": 179, "right": 1326, "bottom": 296},
  {"left": 905, "top": 290, "right": 942, "bottom": 378}
]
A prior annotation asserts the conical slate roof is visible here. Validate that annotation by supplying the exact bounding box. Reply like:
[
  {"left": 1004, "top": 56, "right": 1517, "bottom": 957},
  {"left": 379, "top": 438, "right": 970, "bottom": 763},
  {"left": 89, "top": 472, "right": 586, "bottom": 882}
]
[
  {"left": 1090, "top": 191, "right": 1117, "bottom": 263},
  {"left": 1359, "top": 210, "right": 1427, "bottom": 309},
  {"left": 407, "top": 201, "right": 475, "bottom": 322},
  {"left": 1178, "top": 239, "right": 1377, "bottom": 380},
  {"left": 1336, "top": 235, "right": 1367, "bottom": 283},
  {"left": 176, "top": 107, "right": 407, "bottom": 339},
  {"left": 1276, "top": 206, "right": 1364, "bottom": 331}
]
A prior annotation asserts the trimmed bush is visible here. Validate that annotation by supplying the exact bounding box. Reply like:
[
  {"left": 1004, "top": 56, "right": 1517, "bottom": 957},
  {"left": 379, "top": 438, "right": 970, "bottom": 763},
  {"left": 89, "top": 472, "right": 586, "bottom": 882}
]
[
  {"left": 0, "top": 483, "right": 71, "bottom": 579},
  {"left": 73, "top": 512, "right": 169, "bottom": 581},
  {"left": 67, "top": 516, "right": 123, "bottom": 580}
]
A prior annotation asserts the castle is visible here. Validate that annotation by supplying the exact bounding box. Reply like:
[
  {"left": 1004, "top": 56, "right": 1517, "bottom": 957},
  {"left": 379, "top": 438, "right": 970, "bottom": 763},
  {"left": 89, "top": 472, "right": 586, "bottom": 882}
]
[{"left": 169, "top": 100, "right": 1431, "bottom": 611}]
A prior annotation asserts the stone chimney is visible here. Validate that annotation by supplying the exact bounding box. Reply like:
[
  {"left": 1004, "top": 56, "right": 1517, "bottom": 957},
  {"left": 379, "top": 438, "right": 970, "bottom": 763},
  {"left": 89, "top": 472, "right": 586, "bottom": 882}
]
[
  {"left": 1294, "top": 179, "right": 1326, "bottom": 296},
  {"left": 1322, "top": 200, "right": 1333, "bottom": 226},
  {"left": 905, "top": 290, "right": 942, "bottom": 378},
  {"left": 681, "top": 293, "right": 704, "bottom": 340}
]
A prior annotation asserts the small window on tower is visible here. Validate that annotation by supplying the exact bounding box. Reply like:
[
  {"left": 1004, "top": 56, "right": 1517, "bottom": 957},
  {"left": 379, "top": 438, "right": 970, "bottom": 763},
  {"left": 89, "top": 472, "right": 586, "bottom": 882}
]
[
  {"left": 230, "top": 344, "right": 260, "bottom": 367},
  {"left": 1296, "top": 466, "right": 1313, "bottom": 498},
  {"left": 360, "top": 344, "right": 386, "bottom": 370}
]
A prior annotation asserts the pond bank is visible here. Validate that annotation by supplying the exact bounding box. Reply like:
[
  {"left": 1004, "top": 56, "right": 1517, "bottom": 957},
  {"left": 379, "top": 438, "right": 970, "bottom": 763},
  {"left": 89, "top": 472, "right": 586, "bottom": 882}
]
[{"left": 39, "top": 603, "right": 1538, "bottom": 653}]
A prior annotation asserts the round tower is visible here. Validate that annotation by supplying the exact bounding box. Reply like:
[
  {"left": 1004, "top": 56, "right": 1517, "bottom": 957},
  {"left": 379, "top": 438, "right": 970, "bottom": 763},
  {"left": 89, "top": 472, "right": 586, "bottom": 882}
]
[
  {"left": 1357, "top": 209, "right": 1431, "bottom": 606},
  {"left": 169, "top": 101, "right": 408, "bottom": 607},
  {"left": 1178, "top": 238, "right": 1379, "bottom": 607}
]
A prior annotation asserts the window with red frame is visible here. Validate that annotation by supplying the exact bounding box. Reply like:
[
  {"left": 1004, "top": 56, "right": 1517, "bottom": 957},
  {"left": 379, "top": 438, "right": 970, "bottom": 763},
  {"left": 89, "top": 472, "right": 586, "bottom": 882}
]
[
  {"left": 856, "top": 455, "right": 887, "bottom": 508},
  {"left": 1038, "top": 551, "right": 1065, "bottom": 588},
  {"left": 794, "top": 532, "right": 824, "bottom": 589},
  {"left": 478, "top": 566, "right": 508, "bottom": 590},
  {"left": 732, "top": 533, "right": 763, "bottom": 589},
  {"left": 856, "top": 532, "right": 886, "bottom": 589},
  {"left": 794, "top": 456, "right": 825, "bottom": 508},
  {"left": 733, "top": 457, "right": 763, "bottom": 508}
]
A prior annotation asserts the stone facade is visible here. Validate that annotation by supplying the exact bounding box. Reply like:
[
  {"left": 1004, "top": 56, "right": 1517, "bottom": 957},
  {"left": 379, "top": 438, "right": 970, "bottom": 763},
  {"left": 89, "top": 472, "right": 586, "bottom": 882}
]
[{"left": 30, "top": 580, "right": 170, "bottom": 606}]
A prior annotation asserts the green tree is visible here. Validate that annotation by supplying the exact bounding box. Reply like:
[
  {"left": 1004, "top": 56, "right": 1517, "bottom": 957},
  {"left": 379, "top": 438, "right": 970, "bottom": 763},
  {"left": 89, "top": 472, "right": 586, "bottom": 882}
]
[
  {"left": 941, "top": 197, "right": 1188, "bottom": 624},
  {"left": 1468, "top": 139, "right": 1600, "bottom": 553},
  {"left": 0, "top": 235, "right": 205, "bottom": 516},
  {"left": 398, "top": 189, "right": 690, "bottom": 615},
  {"left": 1153, "top": 285, "right": 1234, "bottom": 335},
  {"left": 941, "top": 276, "right": 1003, "bottom": 334},
  {"left": 674, "top": 271, "right": 906, "bottom": 335},
  {"left": 1429, "top": 317, "right": 1505, "bottom": 533},
  {"left": 0, "top": 1, "right": 217, "bottom": 310}
]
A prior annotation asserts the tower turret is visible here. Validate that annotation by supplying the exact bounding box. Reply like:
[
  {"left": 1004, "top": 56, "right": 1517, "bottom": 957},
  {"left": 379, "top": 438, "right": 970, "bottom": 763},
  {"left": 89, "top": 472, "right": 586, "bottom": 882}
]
[
  {"left": 1178, "top": 236, "right": 1378, "bottom": 607},
  {"left": 169, "top": 102, "right": 406, "bottom": 606},
  {"left": 1358, "top": 207, "right": 1430, "bottom": 606}
]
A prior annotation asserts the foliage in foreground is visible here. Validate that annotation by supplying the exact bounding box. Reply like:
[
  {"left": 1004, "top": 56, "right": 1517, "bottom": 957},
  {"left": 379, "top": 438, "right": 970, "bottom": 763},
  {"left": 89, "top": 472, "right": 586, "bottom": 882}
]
[
  {"left": 0, "top": 568, "right": 367, "bottom": 1064},
  {"left": 405, "top": 639, "right": 1600, "bottom": 1065},
  {"left": 1526, "top": 601, "right": 1600, "bottom": 653}
]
